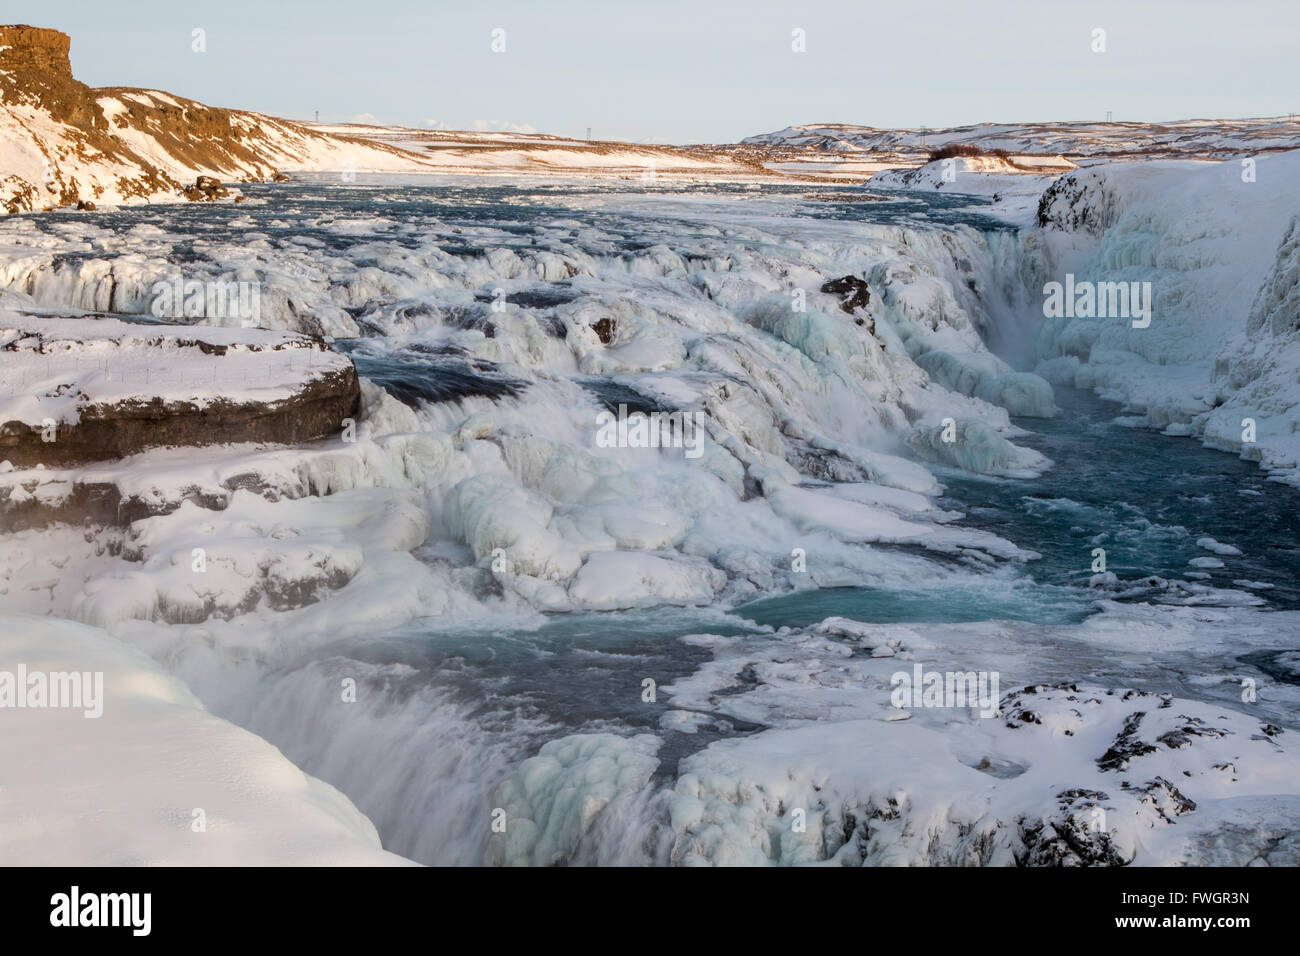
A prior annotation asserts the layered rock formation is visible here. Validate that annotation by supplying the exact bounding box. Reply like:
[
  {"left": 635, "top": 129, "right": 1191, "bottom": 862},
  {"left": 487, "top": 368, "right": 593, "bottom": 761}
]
[{"left": 0, "top": 314, "right": 361, "bottom": 470}]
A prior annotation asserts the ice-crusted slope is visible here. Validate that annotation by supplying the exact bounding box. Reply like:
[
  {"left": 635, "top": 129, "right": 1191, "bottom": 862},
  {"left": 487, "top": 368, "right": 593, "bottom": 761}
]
[
  {"left": 0, "top": 614, "right": 410, "bottom": 865},
  {"left": 1029, "top": 149, "right": 1300, "bottom": 485},
  {"left": 0, "top": 193, "right": 1059, "bottom": 626}
]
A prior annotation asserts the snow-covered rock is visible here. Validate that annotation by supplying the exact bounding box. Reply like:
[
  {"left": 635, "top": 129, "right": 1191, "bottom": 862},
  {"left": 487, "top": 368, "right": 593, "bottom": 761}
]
[{"left": 0, "top": 312, "right": 359, "bottom": 467}]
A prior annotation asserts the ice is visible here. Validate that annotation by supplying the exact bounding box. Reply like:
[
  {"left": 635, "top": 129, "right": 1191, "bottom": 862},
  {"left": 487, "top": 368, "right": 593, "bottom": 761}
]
[
  {"left": 485, "top": 733, "right": 660, "bottom": 867},
  {"left": 908, "top": 419, "right": 1052, "bottom": 477},
  {"left": 4, "top": 153, "right": 1300, "bottom": 869},
  {"left": 569, "top": 551, "right": 726, "bottom": 609},
  {"left": 1032, "top": 150, "right": 1300, "bottom": 486},
  {"left": 1198, "top": 536, "right": 1243, "bottom": 556}
]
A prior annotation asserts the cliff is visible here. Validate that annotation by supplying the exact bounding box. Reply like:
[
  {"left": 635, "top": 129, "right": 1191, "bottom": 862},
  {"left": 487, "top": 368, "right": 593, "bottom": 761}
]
[{"left": 0, "top": 24, "right": 435, "bottom": 214}]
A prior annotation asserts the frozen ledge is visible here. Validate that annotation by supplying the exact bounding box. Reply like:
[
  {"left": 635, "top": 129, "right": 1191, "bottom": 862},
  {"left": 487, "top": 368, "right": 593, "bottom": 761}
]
[{"left": 0, "top": 314, "right": 360, "bottom": 467}]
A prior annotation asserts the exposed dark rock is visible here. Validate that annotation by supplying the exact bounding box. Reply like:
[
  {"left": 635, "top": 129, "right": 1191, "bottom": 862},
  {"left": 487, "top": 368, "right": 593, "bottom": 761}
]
[
  {"left": 1018, "top": 787, "right": 1127, "bottom": 866},
  {"left": 820, "top": 276, "right": 874, "bottom": 332},
  {"left": 592, "top": 316, "right": 616, "bottom": 344},
  {"left": 820, "top": 275, "right": 871, "bottom": 312},
  {"left": 182, "top": 175, "right": 230, "bottom": 202},
  {"left": 0, "top": 365, "right": 360, "bottom": 469},
  {"left": 1096, "top": 711, "right": 1159, "bottom": 771},
  {"left": 1123, "top": 776, "right": 1197, "bottom": 823},
  {"left": 1036, "top": 169, "right": 1121, "bottom": 235}
]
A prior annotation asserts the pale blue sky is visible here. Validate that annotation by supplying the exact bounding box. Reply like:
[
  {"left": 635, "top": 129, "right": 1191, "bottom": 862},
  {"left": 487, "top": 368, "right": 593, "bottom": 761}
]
[{"left": 12, "top": 0, "right": 1299, "bottom": 142}]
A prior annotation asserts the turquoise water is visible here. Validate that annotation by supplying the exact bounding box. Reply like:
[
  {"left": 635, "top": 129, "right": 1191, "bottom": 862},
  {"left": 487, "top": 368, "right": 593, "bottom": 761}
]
[
  {"left": 328, "top": 385, "right": 1300, "bottom": 762},
  {"left": 941, "top": 388, "right": 1300, "bottom": 606},
  {"left": 20, "top": 180, "right": 1300, "bottom": 863}
]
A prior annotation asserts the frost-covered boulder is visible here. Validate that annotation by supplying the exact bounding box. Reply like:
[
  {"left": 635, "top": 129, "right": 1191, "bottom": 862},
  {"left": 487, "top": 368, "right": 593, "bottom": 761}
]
[
  {"left": 569, "top": 551, "right": 726, "bottom": 609},
  {"left": 907, "top": 419, "right": 1050, "bottom": 477},
  {"left": 485, "top": 734, "right": 660, "bottom": 866}
]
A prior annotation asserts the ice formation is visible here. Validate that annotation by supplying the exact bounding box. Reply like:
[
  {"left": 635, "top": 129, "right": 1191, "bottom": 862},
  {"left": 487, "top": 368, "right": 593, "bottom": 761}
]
[{"left": 3, "top": 138, "right": 1300, "bottom": 866}]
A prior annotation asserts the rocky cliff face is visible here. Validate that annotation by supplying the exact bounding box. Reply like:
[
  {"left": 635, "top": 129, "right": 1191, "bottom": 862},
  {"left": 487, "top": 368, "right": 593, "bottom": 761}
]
[
  {"left": 0, "top": 25, "right": 104, "bottom": 128},
  {"left": 0, "top": 24, "right": 432, "bottom": 214}
]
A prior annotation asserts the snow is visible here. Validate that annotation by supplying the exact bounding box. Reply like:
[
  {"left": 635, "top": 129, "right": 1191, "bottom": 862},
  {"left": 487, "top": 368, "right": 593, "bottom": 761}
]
[
  {"left": 1198, "top": 537, "right": 1242, "bottom": 556},
  {"left": 4, "top": 135, "right": 1300, "bottom": 867},
  {"left": 0, "top": 312, "right": 351, "bottom": 428},
  {"left": 747, "top": 118, "right": 1300, "bottom": 160},
  {"left": 569, "top": 551, "right": 726, "bottom": 609},
  {"left": 867, "top": 155, "right": 1073, "bottom": 225},
  {"left": 0, "top": 614, "right": 410, "bottom": 865}
]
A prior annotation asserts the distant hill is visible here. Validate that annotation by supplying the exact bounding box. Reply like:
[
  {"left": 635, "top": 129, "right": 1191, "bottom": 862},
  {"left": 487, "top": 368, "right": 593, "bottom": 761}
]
[{"left": 743, "top": 118, "right": 1300, "bottom": 162}]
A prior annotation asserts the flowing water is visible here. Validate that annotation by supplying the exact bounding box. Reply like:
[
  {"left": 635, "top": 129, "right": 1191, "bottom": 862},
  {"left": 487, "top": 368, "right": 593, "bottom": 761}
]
[{"left": 6, "top": 179, "right": 1299, "bottom": 865}]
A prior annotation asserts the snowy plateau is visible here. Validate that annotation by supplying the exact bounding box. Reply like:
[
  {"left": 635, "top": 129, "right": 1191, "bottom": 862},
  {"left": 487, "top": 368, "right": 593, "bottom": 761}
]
[{"left": 2, "top": 25, "right": 1300, "bottom": 868}]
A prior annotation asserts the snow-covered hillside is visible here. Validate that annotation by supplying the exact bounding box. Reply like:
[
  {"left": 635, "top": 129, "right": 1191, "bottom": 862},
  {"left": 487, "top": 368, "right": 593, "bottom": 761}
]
[
  {"left": 746, "top": 118, "right": 1300, "bottom": 162},
  {"left": 0, "top": 25, "right": 446, "bottom": 214},
  {"left": 0, "top": 24, "right": 774, "bottom": 216}
]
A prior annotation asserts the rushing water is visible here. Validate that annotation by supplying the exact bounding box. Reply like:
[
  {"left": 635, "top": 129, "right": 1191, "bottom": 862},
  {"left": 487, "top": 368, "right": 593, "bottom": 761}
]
[
  {"left": 228, "top": 382, "right": 1300, "bottom": 864},
  {"left": 8, "top": 179, "right": 1299, "bottom": 864},
  {"left": 941, "top": 388, "right": 1300, "bottom": 606}
]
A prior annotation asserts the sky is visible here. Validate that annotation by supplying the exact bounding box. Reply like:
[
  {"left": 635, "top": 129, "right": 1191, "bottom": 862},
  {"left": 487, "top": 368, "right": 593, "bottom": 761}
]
[{"left": 9, "top": 0, "right": 1299, "bottom": 143}]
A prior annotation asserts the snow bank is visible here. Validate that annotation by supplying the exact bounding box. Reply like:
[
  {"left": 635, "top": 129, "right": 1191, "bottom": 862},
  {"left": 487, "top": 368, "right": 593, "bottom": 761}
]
[
  {"left": 670, "top": 682, "right": 1299, "bottom": 866},
  {"left": 0, "top": 614, "right": 410, "bottom": 865}
]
